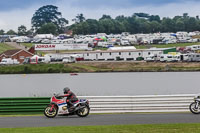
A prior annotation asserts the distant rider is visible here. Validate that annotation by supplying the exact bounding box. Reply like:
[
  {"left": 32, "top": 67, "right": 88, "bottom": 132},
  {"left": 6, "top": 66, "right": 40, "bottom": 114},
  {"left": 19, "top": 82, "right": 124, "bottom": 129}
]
[{"left": 58, "top": 87, "right": 78, "bottom": 112}]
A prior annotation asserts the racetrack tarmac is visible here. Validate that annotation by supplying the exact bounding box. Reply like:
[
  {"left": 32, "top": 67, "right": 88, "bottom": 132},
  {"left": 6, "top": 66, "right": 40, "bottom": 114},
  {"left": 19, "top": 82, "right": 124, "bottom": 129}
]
[{"left": 0, "top": 113, "right": 200, "bottom": 128}]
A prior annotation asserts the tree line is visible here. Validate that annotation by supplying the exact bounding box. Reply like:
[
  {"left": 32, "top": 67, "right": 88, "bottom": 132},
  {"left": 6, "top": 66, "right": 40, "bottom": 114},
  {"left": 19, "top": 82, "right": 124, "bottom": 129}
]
[
  {"left": 71, "top": 13, "right": 200, "bottom": 35},
  {"left": 0, "top": 5, "right": 200, "bottom": 36}
]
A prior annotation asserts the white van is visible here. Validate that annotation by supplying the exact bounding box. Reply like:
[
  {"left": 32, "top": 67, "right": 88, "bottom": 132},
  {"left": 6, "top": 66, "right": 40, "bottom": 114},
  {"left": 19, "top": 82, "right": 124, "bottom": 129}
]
[
  {"left": 172, "top": 55, "right": 181, "bottom": 62},
  {"left": 62, "top": 56, "right": 76, "bottom": 63},
  {"left": 146, "top": 55, "right": 156, "bottom": 62},
  {"left": 0, "top": 58, "right": 20, "bottom": 65}
]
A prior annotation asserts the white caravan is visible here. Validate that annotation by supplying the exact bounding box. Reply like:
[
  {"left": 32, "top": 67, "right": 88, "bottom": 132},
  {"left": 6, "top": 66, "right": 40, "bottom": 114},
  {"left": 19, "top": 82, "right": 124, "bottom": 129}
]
[{"left": 160, "top": 54, "right": 180, "bottom": 62}]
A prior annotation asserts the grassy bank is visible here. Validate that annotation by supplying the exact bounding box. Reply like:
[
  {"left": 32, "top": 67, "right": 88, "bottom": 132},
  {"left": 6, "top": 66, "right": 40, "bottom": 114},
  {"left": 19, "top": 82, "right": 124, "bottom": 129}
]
[
  {"left": 21, "top": 43, "right": 33, "bottom": 48},
  {"left": 0, "top": 62, "right": 200, "bottom": 74},
  {"left": 135, "top": 42, "right": 200, "bottom": 49},
  {"left": 1, "top": 123, "right": 200, "bottom": 133},
  {"left": 0, "top": 43, "right": 15, "bottom": 53}
]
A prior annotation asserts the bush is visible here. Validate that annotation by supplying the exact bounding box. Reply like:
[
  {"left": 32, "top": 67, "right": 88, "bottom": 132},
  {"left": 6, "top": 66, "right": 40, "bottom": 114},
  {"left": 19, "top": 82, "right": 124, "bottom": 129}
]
[{"left": 136, "top": 57, "right": 144, "bottom": 61}]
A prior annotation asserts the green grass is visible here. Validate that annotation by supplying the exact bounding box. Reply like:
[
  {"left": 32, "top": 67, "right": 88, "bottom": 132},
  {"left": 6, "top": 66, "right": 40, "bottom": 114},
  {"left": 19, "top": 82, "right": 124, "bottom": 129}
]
[
  {"left": 135, "top": 42, "right": 200, "bottom": 49},
  {"left": 21, "top": 43, "right": 34, "bottom": 48},
  {"left": 0, "top": 43, "right": 15, "bottom": 53},
  {"left": 0, "top": 64, "right": 66, "bottom": 74},
  {"left": 0, "top": 62, "right": 200, "bottom": 74},
  {"left": 1, "top": 123, "right": 200, "bottom": 133}
]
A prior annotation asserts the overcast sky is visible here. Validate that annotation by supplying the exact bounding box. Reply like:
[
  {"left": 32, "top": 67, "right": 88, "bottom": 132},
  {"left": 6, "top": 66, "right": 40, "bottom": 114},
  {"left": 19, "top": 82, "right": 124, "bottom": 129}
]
[{"left": 0, "top": 0, "right": 199, "bottom": 31}]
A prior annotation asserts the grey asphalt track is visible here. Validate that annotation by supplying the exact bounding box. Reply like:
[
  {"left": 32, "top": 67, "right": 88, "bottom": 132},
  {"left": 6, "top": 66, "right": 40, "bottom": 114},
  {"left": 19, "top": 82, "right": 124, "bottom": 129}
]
[{"left": 0, "top": 113, "right": 200, "bottom": 128}]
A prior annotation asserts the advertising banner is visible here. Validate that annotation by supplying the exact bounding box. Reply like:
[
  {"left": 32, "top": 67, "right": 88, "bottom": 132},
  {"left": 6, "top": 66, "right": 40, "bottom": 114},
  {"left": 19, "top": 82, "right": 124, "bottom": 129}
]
[{"left": 35, "top": 44, "right": 88, "bottom": 51}]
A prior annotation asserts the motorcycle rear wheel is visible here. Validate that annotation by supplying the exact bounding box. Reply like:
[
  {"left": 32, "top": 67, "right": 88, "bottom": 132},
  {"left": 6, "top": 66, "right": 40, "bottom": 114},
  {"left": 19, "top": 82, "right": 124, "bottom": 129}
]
[
  {"left": 76, "top": 105, "right": 90, "bottom": 117},
  {"left": 44, "top": 105, "right": 58, "bottom": 118},
  {"left": 189, "top": 102, "right": 200, "bottom": 114}
]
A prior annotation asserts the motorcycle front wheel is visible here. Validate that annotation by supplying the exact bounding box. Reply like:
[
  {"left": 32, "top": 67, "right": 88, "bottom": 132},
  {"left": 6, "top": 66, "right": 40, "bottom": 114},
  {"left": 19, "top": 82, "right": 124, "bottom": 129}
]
[
  {"left": 76, "top": 105, "right": 90, "bottom": 117},
  {"left": 44, "top": 105, "right": 58, "bottom": 118},
  {"left": 189, "top": 102, "right": 200, "bottom": 114}
]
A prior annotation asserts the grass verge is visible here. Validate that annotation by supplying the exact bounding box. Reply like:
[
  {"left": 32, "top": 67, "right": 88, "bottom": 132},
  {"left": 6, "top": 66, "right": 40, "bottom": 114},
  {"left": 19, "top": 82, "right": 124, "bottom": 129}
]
[
  {"left": 135, "top": 42, "right": 200, "bottom": 49},
  {"left": 0, "top": 62, "right": 200, "bottom": 74},
  {"left": 1, "top": 123, "right": 200, "bottom": 133},
  {"left": 0, "top": 43, "right": 15, "bottom": 53},
  {"left": 20, "top": 43, "right": 34, "bottom": 48}
]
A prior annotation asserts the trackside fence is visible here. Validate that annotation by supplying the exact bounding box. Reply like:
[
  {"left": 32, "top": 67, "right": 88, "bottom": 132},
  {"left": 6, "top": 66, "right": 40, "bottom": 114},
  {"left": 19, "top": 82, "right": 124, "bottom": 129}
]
[
  {"left": 0, "top": 94, "right": 195, "bottom": 115},
  {"left": 0, "top": 97, "right": 50, "bottom": 115}
]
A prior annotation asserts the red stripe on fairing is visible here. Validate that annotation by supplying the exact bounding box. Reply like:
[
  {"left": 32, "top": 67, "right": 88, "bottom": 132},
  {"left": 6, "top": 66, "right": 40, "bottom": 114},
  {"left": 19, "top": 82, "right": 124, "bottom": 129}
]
[
  {"left": 51, "top": 96, "right": 65, "bottom": 104},
  {"left": 73, "top": 100, "right": 79, "bottom": 103}
]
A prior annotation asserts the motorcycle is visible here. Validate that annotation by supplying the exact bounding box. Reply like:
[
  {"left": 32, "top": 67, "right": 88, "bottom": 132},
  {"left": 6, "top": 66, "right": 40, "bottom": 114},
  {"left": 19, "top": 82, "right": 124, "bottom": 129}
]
[
  {"left": 189, "top": 94, "right": 200, "bottom": 114},
  {"left": 44, "top": 94, "right": 90, "bottom": 118}
]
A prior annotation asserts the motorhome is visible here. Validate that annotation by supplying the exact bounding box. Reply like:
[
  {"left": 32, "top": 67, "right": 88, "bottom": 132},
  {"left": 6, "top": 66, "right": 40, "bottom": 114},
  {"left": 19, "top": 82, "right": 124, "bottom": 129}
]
[
  {"left": 186, "top": 45, "right": 200, "bottom": 51},
  {"left": 188, "top": 53, "right": 200, "bottom": 62},
  {"left": 23, "top": 55, "right": 51, "bottom": 64},
  {"left": 180, "top": 54, "right": 189, "bottom": 61},
  {"left": 160, "top": 54, "right": 180, "bottom": 62},
  {"left": 38, "top": 55, "right": 51, "bottom": 63},
  {"left": 97, "top": 40, "right": 108, "bottom": 47},
  {"left": 120, "top": 39, "right": 130, "bottom": 46}
]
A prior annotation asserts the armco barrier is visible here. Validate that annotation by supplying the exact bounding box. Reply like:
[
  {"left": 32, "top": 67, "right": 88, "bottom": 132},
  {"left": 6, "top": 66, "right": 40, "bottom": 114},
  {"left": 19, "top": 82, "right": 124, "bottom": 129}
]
[
  {"left": 0, "top": 94, "right": 195, "bottom": 115},
  {"left": 0, "top": 97, "right": 50, "bottom": 114},
  {"left": 80, "top": 94, "right": 195, "bottom": 113}
]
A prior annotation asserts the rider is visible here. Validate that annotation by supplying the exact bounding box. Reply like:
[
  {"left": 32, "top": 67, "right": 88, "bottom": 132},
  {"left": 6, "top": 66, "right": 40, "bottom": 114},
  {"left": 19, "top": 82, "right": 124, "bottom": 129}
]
[{"left": 59, "top": 87, "right": 78, "bottom": 112}]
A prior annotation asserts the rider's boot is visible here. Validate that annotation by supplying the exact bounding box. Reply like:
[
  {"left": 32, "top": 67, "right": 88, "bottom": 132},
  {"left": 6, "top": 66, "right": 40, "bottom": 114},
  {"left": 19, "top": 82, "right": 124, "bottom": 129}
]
[{"left": 68, "top": 104, "right": 75, "bottom": 113}]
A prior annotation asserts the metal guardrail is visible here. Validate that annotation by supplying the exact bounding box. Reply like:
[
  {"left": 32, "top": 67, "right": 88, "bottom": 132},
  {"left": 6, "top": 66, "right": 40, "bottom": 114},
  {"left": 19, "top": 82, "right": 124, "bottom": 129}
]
[
  {"left": 79, "top": 94, "right": 195, "bottom": 113},
  {"left": 0, "top": 97, "right": 50, "bottom": 114},
  {"left": 0, "top": 94, "right": 195, "bottom": 114}
]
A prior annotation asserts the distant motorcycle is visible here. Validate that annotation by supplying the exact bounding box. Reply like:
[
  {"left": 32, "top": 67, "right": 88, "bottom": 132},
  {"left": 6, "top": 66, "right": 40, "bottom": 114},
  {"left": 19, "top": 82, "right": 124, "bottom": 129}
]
[
  {"left": 44, "top": 94, "right": 90, "bottom": 118},
  {"left": 189, "top": 94, "right": 200, "bottom": 114}
]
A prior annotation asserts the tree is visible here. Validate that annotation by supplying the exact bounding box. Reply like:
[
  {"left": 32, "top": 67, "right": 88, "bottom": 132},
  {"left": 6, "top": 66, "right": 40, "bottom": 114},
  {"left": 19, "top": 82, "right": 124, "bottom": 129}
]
[
  {"left": 161, "top": 18, "right": 175, "bottom": 32},
  {"left": 37, "top": 23, "right": 57, "bottom": 35},
  {"left": 99, "top": 19, "right": 115, "bottom": 34},
  {"left": 0, "top": 29, "right": 5, "bottom": 35},
  {"left": 149, "top": 15, "right": 161, "bottom": 22},
  {"left": 127, "top": 16, "right": 140, "bottom": 33},
  {"left": 99, "top": 15, "right": 112, "bottom": 20},
  {"left": 27, "top": 29, "right": 34, "bottom": 36},
  {"left": 6, "top": 30, "right": 16, "bottom": 35},
  {"left": 175, "top": 18, "right": 185, "bottom": 31},
  {"left": 186, "top": 17, "right": 198, "bottom": 32},
  {"left": 115, "top": 15, "right": 126, "bottom": 22},
  {"left": 183, "top": 13, "right": 188, "bottom": 18},
  {"left": 31, "top": 5, "right": 68, "bottom": 33},
  {"left": 150, "top": 21, "right": 161, "bottom": 33},
  {"left": 73, "top": 13, "right": 85, "bottom": 23},
  {"left": 58, "top": 18, "right": 69, "bottom": 33},
  {"left": 18, "top": 25, "right": 27, "bottom": 36},
  {"left": 86, "top": 19, "right": 99, "bottom": 34},
  {"left": 136, "top": 19, "right": 150, "bottom": 33},
  {"left": 113, "top": 20, "right": 126, "bottom": 34},
  {"left": 70, "top": 12, "right": 200, "bottom": 34}
]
